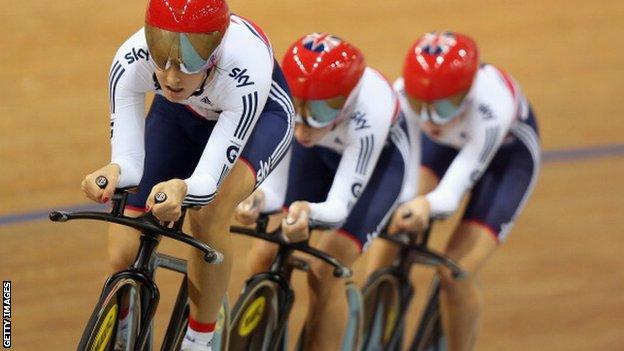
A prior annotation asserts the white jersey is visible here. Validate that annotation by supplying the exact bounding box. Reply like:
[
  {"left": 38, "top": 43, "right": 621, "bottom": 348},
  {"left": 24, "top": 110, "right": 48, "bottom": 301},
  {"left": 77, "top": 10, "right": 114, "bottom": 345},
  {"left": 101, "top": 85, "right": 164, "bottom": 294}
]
[
  {"left": 108, "top": 15, "right": 290, "bottom": 206},
  {"left": 261, "top": 67, "right": 406, "bottom": 227},
  {"left": 395, "top": 64, "right": 535, "bottom": 217}
]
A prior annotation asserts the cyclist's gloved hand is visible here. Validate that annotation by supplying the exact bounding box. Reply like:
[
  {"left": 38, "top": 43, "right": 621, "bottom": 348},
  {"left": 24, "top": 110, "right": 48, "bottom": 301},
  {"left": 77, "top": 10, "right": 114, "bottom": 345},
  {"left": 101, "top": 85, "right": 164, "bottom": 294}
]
[
  {"left": 391, "top": 196, "right": 431, "bottom": 234},
  {"left": 81, "top": 163, "right": 121, "bottom": 203},
  {"left": 146, "top": 179, "right": 187, "bottom": 228},
  {"left": 235, "top": 190, "right": 266, "bottom": 225},
  {"left": 282, "top": 201, "right": 310, "bottom": 243}
]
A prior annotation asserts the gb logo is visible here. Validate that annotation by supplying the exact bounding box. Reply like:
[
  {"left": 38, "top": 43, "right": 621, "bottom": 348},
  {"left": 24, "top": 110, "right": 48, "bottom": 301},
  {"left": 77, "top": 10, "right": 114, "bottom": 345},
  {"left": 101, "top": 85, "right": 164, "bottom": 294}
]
[{"left": 417, "top": 32, "right": 457, "bottom": 55}]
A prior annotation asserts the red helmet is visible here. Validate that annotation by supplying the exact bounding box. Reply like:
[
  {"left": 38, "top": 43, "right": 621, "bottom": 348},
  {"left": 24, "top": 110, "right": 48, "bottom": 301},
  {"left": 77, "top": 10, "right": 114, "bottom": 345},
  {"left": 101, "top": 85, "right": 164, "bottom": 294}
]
[
  {"left": 146, "top": 0, "right": 229, "bottom": 33},
  {"left": 282, "top": 33, "right": 366, "bottom": 100},
  {"left": 145, "top": 0, "right": 230, "bottom": 73},
  {"left": 403, "top": 32, "right": 479, "bottom": 102}
]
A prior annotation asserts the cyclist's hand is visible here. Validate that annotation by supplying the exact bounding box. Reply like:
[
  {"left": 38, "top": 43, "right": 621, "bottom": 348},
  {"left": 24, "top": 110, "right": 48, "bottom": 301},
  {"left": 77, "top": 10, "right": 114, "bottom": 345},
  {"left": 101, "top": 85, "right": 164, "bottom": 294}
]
[
  {"left": 146, "top": 179, "right": 187, "bottom": 227},
  {"left": 235, "top": 190, "right": 265, "bottom": 225},
  {"left": 393, "top": 196, "right": 431, "bottom": 233},
  {"left": 81, "top": 163, "right": 120, "bottom": 203},
  {"left": 282, "top": 201, "right": 310, "bottom": 243}
]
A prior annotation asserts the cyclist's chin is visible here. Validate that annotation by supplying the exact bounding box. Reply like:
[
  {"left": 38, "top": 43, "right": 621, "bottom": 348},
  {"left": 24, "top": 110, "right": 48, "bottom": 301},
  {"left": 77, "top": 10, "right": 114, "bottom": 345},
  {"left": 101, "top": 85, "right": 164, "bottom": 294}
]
[
  {"left": 296, "top": 138, "right": 317, "bottom": 148},
  {"left": 163, "top": 90, "right": 190, "bottom": 102}
]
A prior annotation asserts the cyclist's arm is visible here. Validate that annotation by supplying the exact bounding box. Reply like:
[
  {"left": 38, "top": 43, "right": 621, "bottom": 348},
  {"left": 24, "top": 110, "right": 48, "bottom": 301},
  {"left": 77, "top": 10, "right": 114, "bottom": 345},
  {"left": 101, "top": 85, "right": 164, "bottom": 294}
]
[
  {"left": 258, "top": 148, "right": 291, "bottom": 212},
  {"left": 308, "top": 119, "right": 391, "bottom": 228},
  {"left": 425, "top": 102, "right": 515, "bottom": 217},
  {"left": 394, "top": 78, "right": 422, "bottom": 202},
  {"left": 182, "top": 56, "right": 273, "bottom": 206},
  {"left": 109, "top": 29, "right": 155, "bottom": 188}
]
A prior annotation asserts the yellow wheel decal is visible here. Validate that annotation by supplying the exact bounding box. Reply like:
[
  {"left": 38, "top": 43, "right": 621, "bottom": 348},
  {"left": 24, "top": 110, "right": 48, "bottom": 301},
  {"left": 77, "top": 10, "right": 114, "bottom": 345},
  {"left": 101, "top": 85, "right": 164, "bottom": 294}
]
[
  {"left": 384, "top": 307, "right": 397, "bottom": 342},
  {"left": 238, "top": 296, "right": 266, "bottom": 337},
  {"left": 91, "top": 303, "right": 118, "bottom": 351},
  {"left": 216, "top": 302, "right": 226, "bottom": 330}
]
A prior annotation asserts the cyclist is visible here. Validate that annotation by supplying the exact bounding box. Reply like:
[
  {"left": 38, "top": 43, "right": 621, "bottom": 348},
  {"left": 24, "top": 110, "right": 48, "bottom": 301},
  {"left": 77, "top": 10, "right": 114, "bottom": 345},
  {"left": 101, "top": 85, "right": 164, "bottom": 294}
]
[
  {"left": 367, "top": 31, "right": 541, "bottom": 351},
  {"left": 80, "top": 1, "right": 294, "bottom": 350},
  {"left": 235, "top": 32, "right": 414, "bottom": 350}
]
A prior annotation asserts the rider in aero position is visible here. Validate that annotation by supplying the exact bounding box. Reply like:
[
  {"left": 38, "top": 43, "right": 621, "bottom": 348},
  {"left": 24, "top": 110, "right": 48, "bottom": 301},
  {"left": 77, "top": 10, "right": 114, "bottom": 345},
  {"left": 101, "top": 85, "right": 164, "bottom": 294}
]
[
  {"left": 235, "top": 33, "right": 413, "bottom": 350},
  {"left": 80, "top": 1, "right": 294, "bottom": 350},
  {"left": 368, "top": 32, "right": 541, "bottom": 350}
]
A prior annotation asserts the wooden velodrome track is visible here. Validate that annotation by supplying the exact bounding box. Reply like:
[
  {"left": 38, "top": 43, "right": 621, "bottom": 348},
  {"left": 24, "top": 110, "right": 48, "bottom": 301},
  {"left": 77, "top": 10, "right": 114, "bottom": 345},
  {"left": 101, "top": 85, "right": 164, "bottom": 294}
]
[{"left": 1, "top": 1, "right": 623, "bottom": 350}]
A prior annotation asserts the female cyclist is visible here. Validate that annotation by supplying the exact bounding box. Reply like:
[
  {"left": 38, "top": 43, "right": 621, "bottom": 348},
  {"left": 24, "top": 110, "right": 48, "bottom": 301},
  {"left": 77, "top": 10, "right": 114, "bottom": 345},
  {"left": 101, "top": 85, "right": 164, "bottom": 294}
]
[
  {"left": 80, "top": 1, "right": 293, "bottom": 350},
  {"left": 235, "top": 32, "right": 414, "bottom": 350},
  {"left": 367, "top": 31, "right": 541, "bottom": 351}
]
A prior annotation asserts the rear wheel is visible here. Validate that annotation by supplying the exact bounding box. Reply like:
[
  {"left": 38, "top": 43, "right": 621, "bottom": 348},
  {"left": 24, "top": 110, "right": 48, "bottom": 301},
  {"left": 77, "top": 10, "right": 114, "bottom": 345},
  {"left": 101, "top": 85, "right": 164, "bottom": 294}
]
[
  {"left": 228, "top": 279, "right": 283, "bottom": 351},
  {"left": 361, "top": 271, "right": 402, "bottom": 351},
  {"left": 78, "top": 278, "right": 142, "bottom": 351}
]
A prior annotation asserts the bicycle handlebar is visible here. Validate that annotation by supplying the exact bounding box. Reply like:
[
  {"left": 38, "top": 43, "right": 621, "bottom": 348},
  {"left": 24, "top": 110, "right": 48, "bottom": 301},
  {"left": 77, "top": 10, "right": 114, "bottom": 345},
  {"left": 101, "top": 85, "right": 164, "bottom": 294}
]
[
  {"left": 378, "top": 226, "right": 467, "bottom": 280},
  {"left": 229, "top": 224, "right": 353, "bottom": 279},
  {"left": 49, "top": 185, "right": 223, "bottom": 264}
]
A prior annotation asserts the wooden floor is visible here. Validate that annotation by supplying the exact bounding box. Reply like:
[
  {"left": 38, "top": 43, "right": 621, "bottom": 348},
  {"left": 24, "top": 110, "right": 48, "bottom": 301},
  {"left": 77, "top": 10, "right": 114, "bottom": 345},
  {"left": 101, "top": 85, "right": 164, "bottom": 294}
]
[{"left": 1, "top": 1, "right": 623, "bottom": 350}]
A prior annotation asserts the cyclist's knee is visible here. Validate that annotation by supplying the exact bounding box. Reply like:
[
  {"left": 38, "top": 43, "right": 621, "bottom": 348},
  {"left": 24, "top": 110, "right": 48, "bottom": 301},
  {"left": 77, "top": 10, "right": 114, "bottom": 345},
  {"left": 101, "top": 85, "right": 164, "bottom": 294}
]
[
  {"left": 108, "top": 245, "right": 136, "bottom": 272},
  {"left": 307, "top": 259, "right": 339, "bottom": 297},
  {"left": 247, "top": 242, "right": 276, "bottom": 274},
  {"left": 438, "top": 222, "right": 497, "bottom": 292},
  {"left": 188, "top": 205, "right": 231, "bottom": 236},
  {"left": 108, "top": 218, "right": 141, "bottom": 272},
  {"left": 437, "top": 256, "right": 484, "bottom": 298}
]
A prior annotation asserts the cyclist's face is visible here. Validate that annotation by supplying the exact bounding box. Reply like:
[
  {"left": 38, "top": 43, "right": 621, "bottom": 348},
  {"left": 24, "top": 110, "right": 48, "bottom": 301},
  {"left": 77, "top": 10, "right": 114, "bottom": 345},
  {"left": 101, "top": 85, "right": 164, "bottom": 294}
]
[
  {"left": 154, "top": 66, "right": 206, "bottom": 102},
  {"left": 407, "top": 89, "right": 469, "bottom": 125},
  {"left": 293, "top": 97, "right": 343, "bottom": 147},
  {"left": 295, "top": 123, "right": 333, "bottom": 147}
]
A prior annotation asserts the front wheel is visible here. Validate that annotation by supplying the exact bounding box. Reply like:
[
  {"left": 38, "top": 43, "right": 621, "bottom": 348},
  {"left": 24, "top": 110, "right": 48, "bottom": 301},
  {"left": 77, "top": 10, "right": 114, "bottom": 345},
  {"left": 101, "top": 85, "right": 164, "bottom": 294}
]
[
  {"left": 361, "top": 270, "right": 403, "bottom": 351},
  {"left": 227, "top": 277, "right": 287, "bottom": 351},
  {"left": 77, "top": 277, "right": 142, "bottom": 351}
]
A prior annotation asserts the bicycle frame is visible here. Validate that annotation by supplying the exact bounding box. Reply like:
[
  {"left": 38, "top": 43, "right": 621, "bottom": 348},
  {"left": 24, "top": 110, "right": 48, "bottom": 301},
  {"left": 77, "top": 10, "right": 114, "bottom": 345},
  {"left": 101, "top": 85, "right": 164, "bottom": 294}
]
[
  {"left": 227, "top": 215, "right": 353, "bottom": 351},
  {"left": 361, "top": 224, "right": 466, "bottom": 351},
  {"left": 50, "top": 189, "right": 223, "bottom": 351}
]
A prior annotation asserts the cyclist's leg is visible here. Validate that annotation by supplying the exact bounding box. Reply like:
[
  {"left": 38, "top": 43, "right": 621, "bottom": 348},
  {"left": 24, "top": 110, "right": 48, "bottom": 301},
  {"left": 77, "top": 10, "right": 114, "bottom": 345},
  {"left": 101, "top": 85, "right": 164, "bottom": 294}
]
[
  {"left": 305, "top": 141, "right": 405, "bottom": 350},
  {"left": 437, "top": 123, "right": 540, "bottom": 351},
  {"left": 186, "top": 160, "right": 256, "bottom": 323},
  {"left": 184, "top": 74, "right": 294, "bottom": 331},
  {"left": 107, "top": 210, "right": 144, "bottom": 273},
  {"left": 245, "top": 205, "right": 286, "bottom": 275},
  {"left": 305, "top": 231, "right": 361, "bottom": 350},
  {"left": 437, "top": 223, "right": 496, "bottom": 351},
  {"left": 246, "top": 238, "right": 280, "bottom": 275},
  {"left": 365, "top": 128, "right": 456, "bottom": 275}
]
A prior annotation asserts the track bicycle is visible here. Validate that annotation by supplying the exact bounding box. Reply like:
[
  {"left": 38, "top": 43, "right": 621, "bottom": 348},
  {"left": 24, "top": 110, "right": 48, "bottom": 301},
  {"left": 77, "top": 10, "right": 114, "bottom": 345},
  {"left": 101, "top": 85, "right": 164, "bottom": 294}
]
[
  {"left": 49, "top": 177, "right": 225, "bottom": 351},
  {"left": 360, "top": 222, "right": 466, "bottom": 351},
  {"left": 222, "top": 214, "right": 361, "bottom": 351}
]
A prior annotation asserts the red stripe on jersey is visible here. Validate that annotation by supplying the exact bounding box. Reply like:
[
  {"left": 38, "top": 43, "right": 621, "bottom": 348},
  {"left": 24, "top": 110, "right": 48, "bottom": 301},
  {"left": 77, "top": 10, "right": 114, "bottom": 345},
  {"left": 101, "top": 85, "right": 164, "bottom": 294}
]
[
  {"left": 494, "top": 66, "right": 517, "bottom": 100},
  {"left": 232, "top": 15, "right": 272, "bottom": 50},
  {"left": 336, "top": 229, "right": 363, "bottom": 252},
  {"left": 185, "top": 106, "right": 206, "bottom": 120},
  {"left": 462, "top": 219, "right": 500, "bottom": 244},
  {"left": 126, "top": 205, "right": 147, "bottom": 213},
  {"left": 493, "top": 66, "right": 521, "bottom": 121},
  {"left": 238, "top": 156, "right": 258, "bottom": 179}
]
